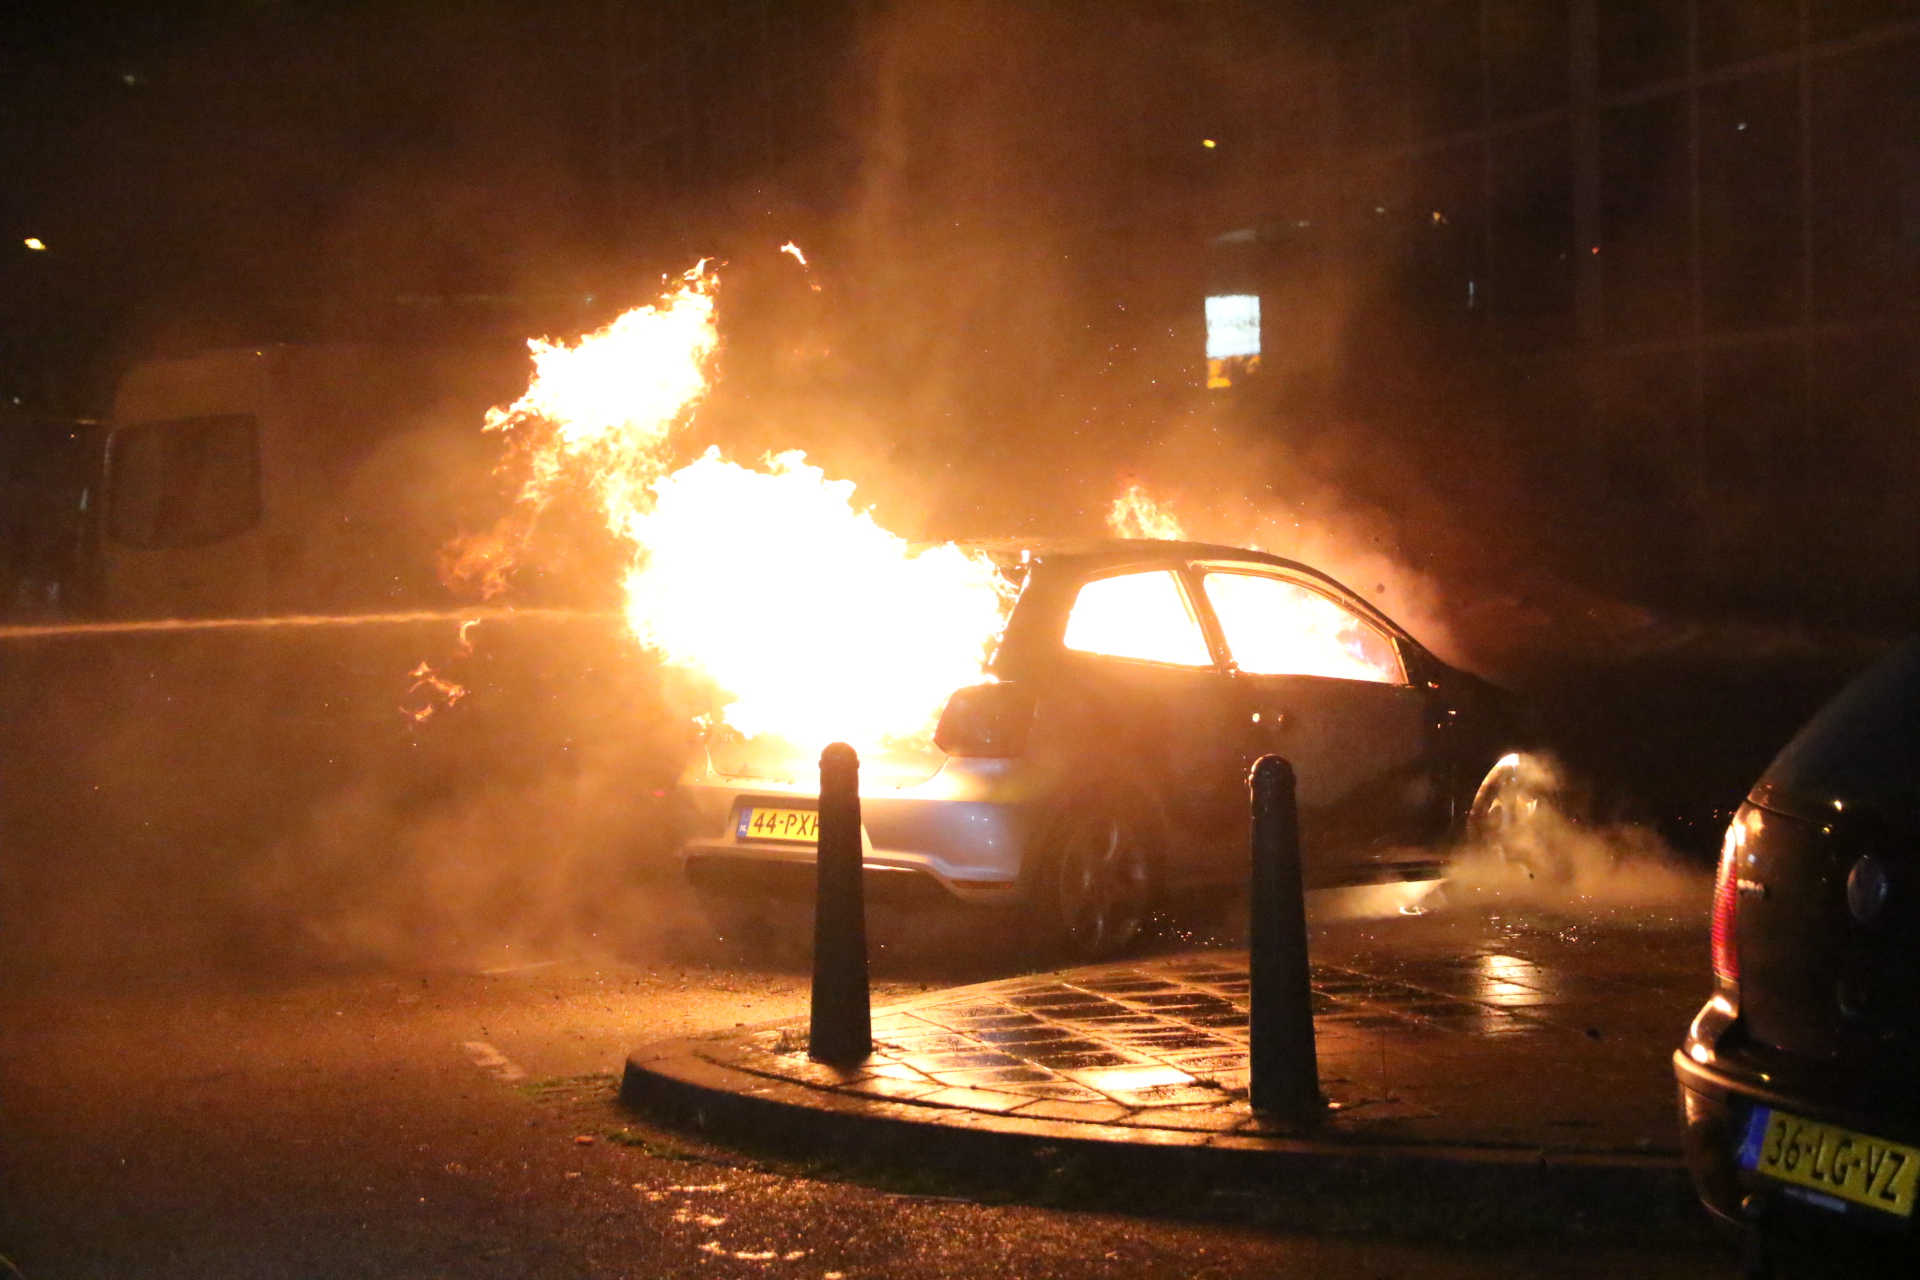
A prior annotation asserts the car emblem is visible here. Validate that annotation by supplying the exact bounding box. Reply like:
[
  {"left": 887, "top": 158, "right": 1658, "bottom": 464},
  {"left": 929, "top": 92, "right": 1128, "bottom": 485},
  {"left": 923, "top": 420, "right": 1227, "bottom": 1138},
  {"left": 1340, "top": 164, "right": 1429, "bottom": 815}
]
[{"left": 1847, "top": 854, "right": 1891, "bottom": 924}]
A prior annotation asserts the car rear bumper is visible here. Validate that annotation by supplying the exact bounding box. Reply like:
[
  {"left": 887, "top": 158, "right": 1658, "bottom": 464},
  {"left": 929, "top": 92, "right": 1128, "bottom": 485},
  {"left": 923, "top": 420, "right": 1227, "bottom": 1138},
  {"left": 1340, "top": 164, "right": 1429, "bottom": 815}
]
[
  {"left": 1674, "top": 1049, "right": 1770, "bottom": 1230},
  {"left": 1674, "top": 1048, "right": 1920, "bottom": 1242},
  {"left": 682, "top": 848, "right": 965, "bottom": 906},
  {"left": 676, "top": 753, "right": 1040, "bottom": 907},
  {"left": 678, "top": 839, "right": 1024, "bottom": 908},
  {"left": 675, "top": 750, "right": 1455, "bottom": 911}
]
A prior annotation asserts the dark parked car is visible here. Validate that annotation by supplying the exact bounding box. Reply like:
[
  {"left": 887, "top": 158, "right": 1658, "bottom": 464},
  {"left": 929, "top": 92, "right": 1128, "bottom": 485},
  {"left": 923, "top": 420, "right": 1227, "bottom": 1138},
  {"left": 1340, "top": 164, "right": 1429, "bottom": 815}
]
[
  {"left": 1676, "top": 637, "right": 1920, "bottom": 1272},
  {"left": 676, "top": 538, "right": 1520, "bottom": 957}
]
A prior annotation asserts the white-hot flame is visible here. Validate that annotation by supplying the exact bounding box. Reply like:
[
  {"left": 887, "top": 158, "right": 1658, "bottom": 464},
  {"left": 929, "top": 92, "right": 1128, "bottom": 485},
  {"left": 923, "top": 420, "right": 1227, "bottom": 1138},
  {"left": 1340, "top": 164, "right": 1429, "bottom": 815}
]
[
  {"left": 451, "top": 265, "right": 1011, "bottom": 755},
  {"left": 625, "top": 450, "right": 1008, "bottom": 746}
]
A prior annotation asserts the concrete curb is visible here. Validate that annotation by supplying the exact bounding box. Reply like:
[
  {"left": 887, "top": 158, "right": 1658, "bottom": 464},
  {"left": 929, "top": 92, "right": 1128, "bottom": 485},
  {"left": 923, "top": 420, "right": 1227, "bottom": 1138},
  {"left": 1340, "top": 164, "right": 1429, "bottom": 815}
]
[{"left": 620, "top": 1026, "right": 1701, "bottom": 1237}]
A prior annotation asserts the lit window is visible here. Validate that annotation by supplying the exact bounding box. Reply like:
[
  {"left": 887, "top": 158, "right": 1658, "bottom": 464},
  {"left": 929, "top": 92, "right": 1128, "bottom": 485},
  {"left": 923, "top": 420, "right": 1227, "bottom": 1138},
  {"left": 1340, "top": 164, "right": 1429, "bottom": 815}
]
[
  {"left": 1205, "top": 294, "right": 1260, "bottom": 359},
  {"left": 1203, "top": 573, "right": 1402, "bottom": 683},
  {"left": 1205, "top": 294, "right": 1260, "bottom": 389},
  {"left": 1064, "top": 570, "right": 1212, "bottom": 667}
]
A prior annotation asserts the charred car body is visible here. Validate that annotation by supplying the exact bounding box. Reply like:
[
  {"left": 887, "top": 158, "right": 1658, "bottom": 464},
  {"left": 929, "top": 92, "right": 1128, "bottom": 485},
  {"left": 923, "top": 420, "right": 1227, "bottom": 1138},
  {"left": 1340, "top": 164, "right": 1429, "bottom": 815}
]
[
  {"left": 1677, "top": 637, "right": 1920, "bottom": 1269},
  {"left": 676, "top": 538, "right": 1518, "bottom": 956}
]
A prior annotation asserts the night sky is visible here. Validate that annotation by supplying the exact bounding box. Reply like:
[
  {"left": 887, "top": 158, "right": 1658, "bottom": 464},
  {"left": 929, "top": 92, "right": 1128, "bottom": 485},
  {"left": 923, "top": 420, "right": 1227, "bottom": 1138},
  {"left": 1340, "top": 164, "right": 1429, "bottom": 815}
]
[{"left": 0, "top": 2, "right": 705, "bottom": 412}]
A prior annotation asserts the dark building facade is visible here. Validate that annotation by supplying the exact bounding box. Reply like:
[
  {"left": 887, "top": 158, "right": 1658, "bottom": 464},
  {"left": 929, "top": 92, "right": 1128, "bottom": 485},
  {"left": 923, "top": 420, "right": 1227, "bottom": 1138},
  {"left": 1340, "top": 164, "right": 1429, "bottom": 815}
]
[{"left": 1208, "top": 1, "right": 1920, "bottom": 629}]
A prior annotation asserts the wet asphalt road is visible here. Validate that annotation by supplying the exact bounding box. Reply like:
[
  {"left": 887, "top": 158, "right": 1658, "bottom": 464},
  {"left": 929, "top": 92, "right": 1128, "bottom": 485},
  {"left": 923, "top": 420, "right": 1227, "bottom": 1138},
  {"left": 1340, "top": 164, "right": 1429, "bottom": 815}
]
[{"left": 0, "top": 926, "right": 1740, "bottom": 1280}]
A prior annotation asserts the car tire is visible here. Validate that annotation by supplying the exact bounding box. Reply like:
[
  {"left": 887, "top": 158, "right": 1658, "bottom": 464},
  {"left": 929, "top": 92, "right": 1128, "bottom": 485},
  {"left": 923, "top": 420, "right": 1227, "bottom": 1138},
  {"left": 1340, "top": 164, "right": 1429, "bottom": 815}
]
[
  {"left": 1465, "top": 752, "right": 1574, "bottom": 883},
  {"left": 1036, "top": 787, "right": 1160, "bottom": 961},
  {"left": 1466, "top": 756, "right": 1529, "bottom": 841}
]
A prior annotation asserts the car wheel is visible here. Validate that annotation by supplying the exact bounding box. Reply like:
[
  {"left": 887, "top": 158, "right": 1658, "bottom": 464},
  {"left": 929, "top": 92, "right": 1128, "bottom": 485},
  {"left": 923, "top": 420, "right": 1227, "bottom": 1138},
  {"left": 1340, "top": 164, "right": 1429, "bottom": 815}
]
[
  {"left": 1466, "top": 756, "right": 1533, "bottom": 842},
  {"left": 1043, "top": 794, "right": 1158, "bottom": 960},
  {"left": 1465, "top": 752, "right": 1573, "bottom": 883}
]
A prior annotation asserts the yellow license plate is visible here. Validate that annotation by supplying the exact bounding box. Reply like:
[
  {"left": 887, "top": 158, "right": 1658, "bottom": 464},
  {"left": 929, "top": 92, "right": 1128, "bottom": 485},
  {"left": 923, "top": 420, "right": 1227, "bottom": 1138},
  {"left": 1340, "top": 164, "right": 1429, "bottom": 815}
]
[
  {"left": 735, "top": 806, "right": 818, "bottom": 844},
  {"left": 1742, "top": 1106, "right": 1920, "bottom": 1216}
]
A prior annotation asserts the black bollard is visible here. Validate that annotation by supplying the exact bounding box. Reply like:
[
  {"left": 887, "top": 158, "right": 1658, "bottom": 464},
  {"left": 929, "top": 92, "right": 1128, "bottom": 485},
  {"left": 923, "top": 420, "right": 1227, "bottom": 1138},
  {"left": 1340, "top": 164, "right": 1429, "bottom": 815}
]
[
  {"left": 809, "top": 742, "right": 871, "bottom": 1065},
  {"left": 1248, "top": 754, "right": 1322, "bottom": 1121}
]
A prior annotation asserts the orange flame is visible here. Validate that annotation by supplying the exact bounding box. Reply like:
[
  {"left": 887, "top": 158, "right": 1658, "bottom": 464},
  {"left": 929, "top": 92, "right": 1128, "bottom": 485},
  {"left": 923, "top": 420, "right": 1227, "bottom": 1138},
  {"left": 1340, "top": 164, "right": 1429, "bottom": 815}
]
[
  {"left": 779, "top": 240, "right": 822, "bottom": 291},
  {"left": 1107, "top": 482, "right": 1186, "bottom": 540},
  {"left": 444, "top": 264, "right": 719, "bottom": 598},
  {"left": 453, "top": 265, "right": 1012, "bottom": 755},
  {"left": 402, "top": 660, "right": 468, "bottom": 723}
]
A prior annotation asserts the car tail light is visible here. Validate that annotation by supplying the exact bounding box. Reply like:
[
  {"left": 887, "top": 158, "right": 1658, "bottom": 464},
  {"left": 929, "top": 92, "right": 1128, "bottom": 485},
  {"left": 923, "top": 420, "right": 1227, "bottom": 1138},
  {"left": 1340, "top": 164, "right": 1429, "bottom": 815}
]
[
  {"left": 1711, "top": 819, "right": 1742, "bottom": 985},
  {"left": 934, "top": 682, "right": 1035, "bottom": 758}
]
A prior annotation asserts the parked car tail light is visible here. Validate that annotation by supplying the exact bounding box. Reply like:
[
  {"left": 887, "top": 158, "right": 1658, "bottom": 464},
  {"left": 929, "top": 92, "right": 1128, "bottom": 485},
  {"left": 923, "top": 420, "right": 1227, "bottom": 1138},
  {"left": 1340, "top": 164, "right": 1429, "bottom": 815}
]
[
  {"left": 1711, "top": 817, "right": 1743, "bottom": 985},
  {"left": 934, "top": 681, "right": 1035, "bottom": 758}
]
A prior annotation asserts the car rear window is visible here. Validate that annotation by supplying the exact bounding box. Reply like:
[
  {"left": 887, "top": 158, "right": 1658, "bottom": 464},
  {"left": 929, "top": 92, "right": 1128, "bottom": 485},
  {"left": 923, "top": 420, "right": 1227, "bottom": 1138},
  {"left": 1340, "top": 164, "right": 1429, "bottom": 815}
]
[
  {"left": 1202, "top": 571, "right": 1403, "bottom": 683},
  {"left": 1758, "top": 637, "right": 1920, "bottom": 809},
  {"left": 1063, "top": 570, "right": 1212, "bottom": 667}
]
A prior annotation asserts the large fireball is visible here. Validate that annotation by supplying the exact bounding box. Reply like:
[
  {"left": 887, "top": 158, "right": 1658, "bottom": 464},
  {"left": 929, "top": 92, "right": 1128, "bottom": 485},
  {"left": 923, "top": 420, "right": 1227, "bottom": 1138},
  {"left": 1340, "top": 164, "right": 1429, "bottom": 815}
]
[{"left": 448, "top": 265, "right": 1013, "bottom": 755}]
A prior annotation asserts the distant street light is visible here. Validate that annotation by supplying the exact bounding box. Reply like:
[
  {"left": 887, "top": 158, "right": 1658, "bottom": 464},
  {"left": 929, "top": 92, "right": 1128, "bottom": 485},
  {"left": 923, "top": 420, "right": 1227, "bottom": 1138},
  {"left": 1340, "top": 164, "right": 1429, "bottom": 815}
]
[{"left": 23, "top": 238, "right": 46, "bottom": 251}]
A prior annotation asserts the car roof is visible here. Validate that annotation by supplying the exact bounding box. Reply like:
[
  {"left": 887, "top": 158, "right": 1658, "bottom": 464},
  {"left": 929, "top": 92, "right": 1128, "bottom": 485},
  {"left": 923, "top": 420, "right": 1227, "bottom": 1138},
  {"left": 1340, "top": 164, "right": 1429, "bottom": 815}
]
[
  {"left": 957, "top": 535, "right": 1291, "bottom": 566},
  {"left": 952, "top": 537, "right": 1411, "bottom": 642}
]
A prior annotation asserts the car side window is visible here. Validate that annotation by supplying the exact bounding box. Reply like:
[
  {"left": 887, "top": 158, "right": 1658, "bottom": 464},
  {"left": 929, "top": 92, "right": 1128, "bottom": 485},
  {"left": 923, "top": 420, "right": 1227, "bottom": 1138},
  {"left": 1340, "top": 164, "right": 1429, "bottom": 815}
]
[
  {"left": 107, "top": 415, "right": 261, "bottom": 550},
  {"left": 1063, "top": 569, "right": 1213, "bottom": 667},
  {"left": 1202, "top": 571, "right": 1403, "bottom": 684}
]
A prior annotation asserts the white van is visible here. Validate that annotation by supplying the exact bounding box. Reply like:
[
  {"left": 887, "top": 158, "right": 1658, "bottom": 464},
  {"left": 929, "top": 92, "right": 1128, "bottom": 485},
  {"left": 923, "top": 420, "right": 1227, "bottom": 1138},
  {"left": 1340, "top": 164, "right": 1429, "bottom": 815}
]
[{"left": 98, "top": 343, "right": 517, "bottom": 621}]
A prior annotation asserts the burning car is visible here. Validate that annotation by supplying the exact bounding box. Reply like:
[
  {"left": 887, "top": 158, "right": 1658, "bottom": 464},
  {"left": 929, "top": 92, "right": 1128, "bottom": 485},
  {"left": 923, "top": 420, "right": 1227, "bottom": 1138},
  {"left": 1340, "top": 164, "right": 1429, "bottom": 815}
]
[
  {"left": 675, "top": 537, "right": 1519, "bottom": 957},
  {"left": 410, "top": 267, "right": 1515, "bottom": 958}
]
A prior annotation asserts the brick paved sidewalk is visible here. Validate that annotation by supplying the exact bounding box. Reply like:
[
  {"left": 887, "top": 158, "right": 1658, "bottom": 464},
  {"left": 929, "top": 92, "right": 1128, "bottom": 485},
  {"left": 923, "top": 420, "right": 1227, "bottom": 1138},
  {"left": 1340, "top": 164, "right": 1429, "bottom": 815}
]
[{"left": 626, "top": 910, "right": 1706, "bottom": 1160}]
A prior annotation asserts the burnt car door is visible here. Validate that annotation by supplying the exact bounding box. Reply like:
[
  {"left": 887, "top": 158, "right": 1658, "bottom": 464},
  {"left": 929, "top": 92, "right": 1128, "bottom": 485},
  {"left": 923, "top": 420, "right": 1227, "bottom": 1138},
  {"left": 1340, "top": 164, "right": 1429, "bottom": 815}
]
[
  {"left": 1193, "top": 565, "right": 1441, "bottom": 882},
  {"left": 1049, "top": 565, "right": 1243, "bottom": 888}
]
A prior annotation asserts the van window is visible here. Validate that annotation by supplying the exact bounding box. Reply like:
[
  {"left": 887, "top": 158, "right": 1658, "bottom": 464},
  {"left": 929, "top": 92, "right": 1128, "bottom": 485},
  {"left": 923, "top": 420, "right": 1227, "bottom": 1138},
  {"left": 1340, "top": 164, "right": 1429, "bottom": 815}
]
[
  {"left": 1203, "top": 572, "right": 1402, "bottom": 683},
  {"left": 108, "top": 415, "right": 261, "bottom": 549},
  {"left": 1063, "top": 570, "right": 1213, "bottom": 667}
]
